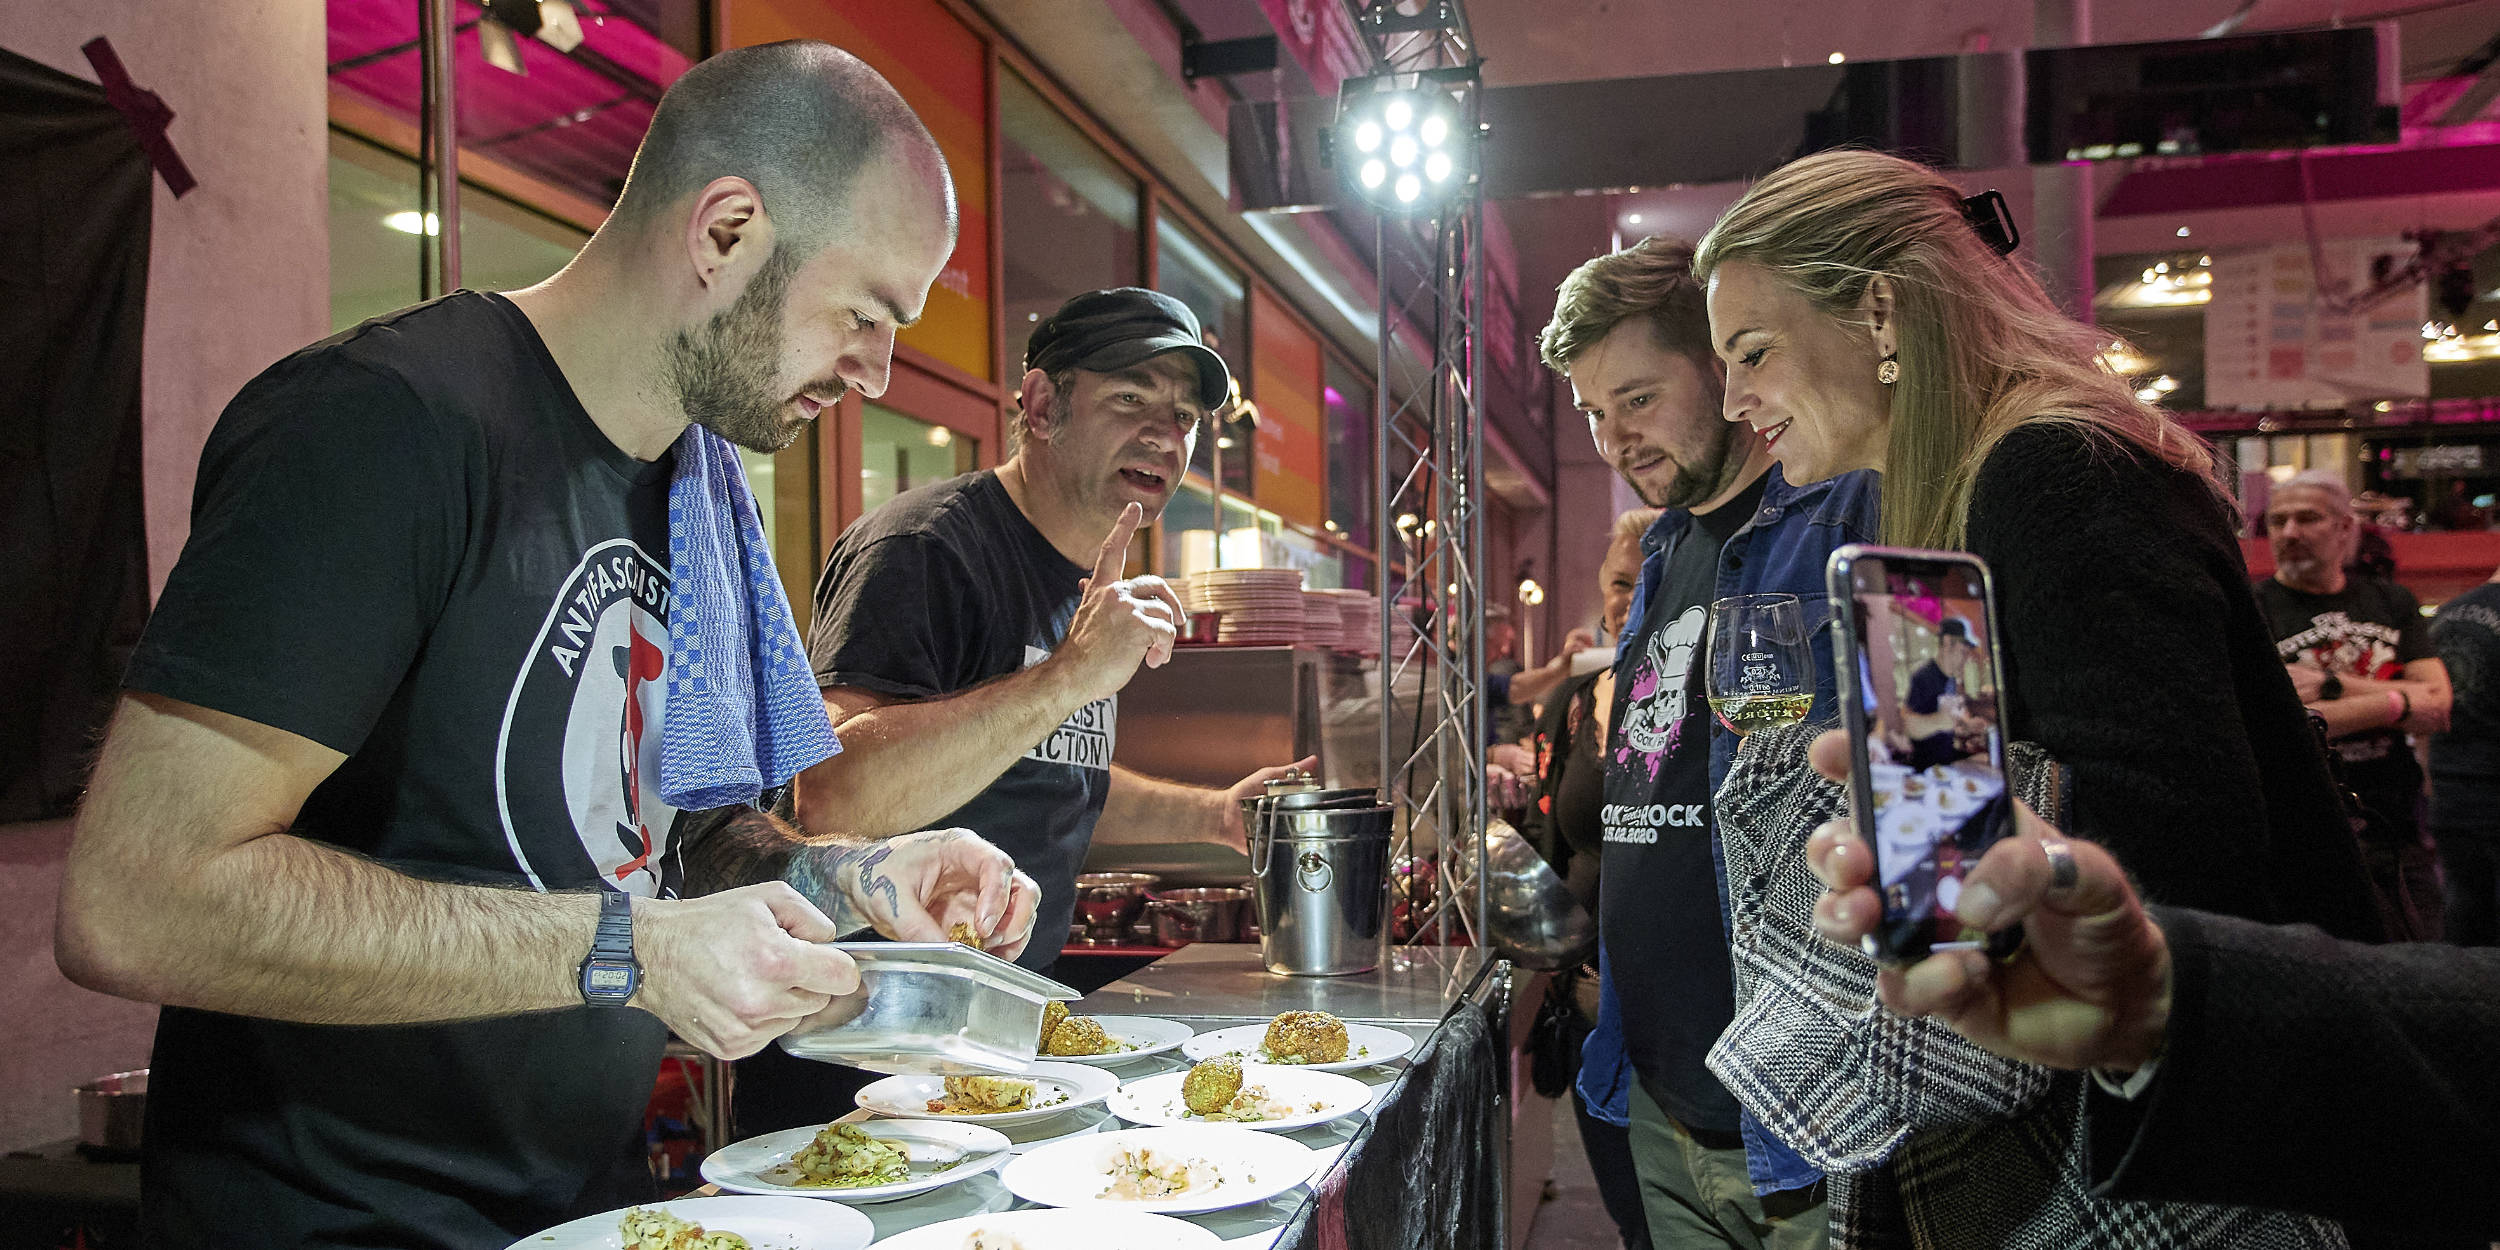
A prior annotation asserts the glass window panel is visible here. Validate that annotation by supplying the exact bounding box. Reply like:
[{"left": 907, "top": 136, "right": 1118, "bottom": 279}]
[
  {"left": 1325, "top": 356, "right": 1376, "bottom": 549},
  {"left": 1001, "top": 71, "right": 1141, "bottom": 377},
  {"left": 1270, "top": 525, "right": 1343, "bottom": 589},
  {"left": 1155, "top": 217, "right": 1250, "bottom": 493},
  {"left": 325, "top": 0, "right": 694, "bottom": 210},
  {"left": 1162, "top": 480, "right": 1218, "bottom": 578},
  {"left": 328, "top": 131, "right": 585, "bottom": 331},
  {"left": 861, "top": 403, "right": 976, "bottom": 517}
]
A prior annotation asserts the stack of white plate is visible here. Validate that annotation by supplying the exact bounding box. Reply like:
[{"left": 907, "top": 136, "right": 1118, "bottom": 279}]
[
  {"left": 1314, "top": 588, "right": 1382, "bottom": 655},
  {"left": 1299, "top": 591, "right": 1345, "bottom": 649},
  {"left": 1191, "top": 569, "right": 1307, "bottom": 644}
]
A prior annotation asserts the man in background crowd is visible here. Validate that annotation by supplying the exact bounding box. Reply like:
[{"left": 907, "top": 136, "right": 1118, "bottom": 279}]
[{"left": 2255, "top": 470, "right": 2452, "bottom": 940}]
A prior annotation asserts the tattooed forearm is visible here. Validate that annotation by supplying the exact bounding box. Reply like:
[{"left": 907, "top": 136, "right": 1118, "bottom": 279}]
[{"left": 679, "top": 805, "right": 876, "bottom": 934}]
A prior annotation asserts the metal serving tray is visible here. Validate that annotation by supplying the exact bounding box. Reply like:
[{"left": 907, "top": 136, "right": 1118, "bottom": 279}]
[{"left": 776, "top": 942, "right": 1081, "bottom": 1076}]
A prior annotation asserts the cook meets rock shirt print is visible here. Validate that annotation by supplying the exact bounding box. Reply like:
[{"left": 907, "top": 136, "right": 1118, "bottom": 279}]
[
  {"left": 497, "top": 539, "right": 687, "bottom": 897},
  {"left": 1616, "top": 605, "right": 1705, "bottom": 780}
]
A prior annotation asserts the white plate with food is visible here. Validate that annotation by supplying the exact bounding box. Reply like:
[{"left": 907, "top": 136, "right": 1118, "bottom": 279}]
[
  {"left": 854, "top": 1063, "right": 1118, "bottom": 1127},
  {"left": 701, "top": 1119, "right": 1011, "bottom": 1204},
  {"left": 1036, "top": 1013, "right": 1194, "bottom": 1065},
  {"left": 507, "top": 1195, "right": 872, "bottom": 1250},
  {"left": 1106, "top": 1062, "right": 1373, "bottom": 1132},
  {"left": 862, "top": 1206, "right": 1221, "bottom": 1250},
  {"left": 1177, "top": 1013, "right": 1413, "bottom": 1072},
  {"left": 998, "top": 1125, "right": 1316, "bottom": 1215}
]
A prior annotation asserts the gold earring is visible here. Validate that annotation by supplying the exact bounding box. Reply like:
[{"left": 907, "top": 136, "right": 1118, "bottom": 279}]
[{"left": 1877, "top": 356, "right": 1900, "bottom": 385}]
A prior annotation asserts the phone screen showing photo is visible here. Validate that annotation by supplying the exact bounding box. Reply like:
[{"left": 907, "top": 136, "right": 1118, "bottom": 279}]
[{"left": 1846, "top": 557, "right": 2012, "bottom": 957}]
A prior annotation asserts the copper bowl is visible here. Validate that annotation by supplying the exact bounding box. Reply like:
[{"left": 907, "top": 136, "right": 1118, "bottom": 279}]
[{"left": 1181, "top": 611, "right": 1223, "bottom": 644}]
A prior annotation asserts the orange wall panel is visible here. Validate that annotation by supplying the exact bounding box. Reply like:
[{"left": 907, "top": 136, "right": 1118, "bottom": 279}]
[
  {"left": 1251, "top": 286, "right": 1325, "bottom": 529},
  {"left": 722, "top": 0, "right": 995, "bottom": 383}
]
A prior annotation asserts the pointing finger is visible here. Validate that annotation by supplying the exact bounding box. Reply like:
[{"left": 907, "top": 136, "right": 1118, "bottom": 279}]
[{"left": 1091, "top": 502, "right": 1145, "bottom": 586}]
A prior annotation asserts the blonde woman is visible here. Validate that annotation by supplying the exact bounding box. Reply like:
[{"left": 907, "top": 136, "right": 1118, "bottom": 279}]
[{"left": 1683, "top": 149, "right": 2384, "bottom": 1247}]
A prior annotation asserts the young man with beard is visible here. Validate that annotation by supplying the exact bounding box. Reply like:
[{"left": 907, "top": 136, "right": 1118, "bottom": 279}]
[
  {"left": 1537, "top": 236, "right": 1878, "bottom": 1248},
  {"left": 54, "top": 42, "right": 1039, "bottom": 1250},
  {"left": 2257, "top": 470, "right": 2452, "bottom": 939}
]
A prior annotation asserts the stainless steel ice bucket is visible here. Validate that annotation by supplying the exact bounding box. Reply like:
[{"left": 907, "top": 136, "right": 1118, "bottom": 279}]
[{"left": 1249, "top": 788, "right": 1393, "bottom": 976}]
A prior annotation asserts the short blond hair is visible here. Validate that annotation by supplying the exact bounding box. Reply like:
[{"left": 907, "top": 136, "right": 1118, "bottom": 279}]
[
  {"left": 1538, "top": 236, "right": 1714, "bottom": 377},
  {"left": 1612, "top": 507, "right": 1664, "bottom": 546}
]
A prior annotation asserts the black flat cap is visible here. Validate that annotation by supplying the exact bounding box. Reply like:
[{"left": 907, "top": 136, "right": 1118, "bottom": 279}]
[{"left": 1024, "top": 287, "right": 1233, "bottom": 412}]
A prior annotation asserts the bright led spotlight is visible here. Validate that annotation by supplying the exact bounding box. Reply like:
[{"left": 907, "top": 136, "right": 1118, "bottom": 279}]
[{"left": 1330, "top": 72, "right": 1477, "bottom": 215}]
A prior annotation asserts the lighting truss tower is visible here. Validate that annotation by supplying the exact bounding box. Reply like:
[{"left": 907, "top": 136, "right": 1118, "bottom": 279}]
[{"left": 1345, "top": 0, "right": 1488, "bottom": 953}]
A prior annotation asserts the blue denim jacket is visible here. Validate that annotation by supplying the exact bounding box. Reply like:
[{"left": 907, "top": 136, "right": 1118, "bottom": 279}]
[{"left": 1573, "top": 464, "right": 1880, "bottom": 1196}]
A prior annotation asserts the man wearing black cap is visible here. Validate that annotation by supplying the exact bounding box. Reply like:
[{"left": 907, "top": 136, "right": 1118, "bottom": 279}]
[
  {"left": 802, "top": 285, "right": 1306, "bottom": 943},
  {"left": 702, "top": 288, "right": 1310, "bottom": 1133},
  {"left": 1902, "top": 617, "right": 1977, "bottom": 770}
]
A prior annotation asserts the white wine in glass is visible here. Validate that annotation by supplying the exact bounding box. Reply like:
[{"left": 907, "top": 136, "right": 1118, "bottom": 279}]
[{"left": 1707, "top": 593, "right": 1815, "bottom": 736}]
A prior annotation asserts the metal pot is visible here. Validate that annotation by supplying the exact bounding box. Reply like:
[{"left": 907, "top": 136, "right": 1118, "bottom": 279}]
[
  {"left": 1147, "top": 886, "right": 1253, "bottom": 944},
  {"left": 1249, "top": 788, "right": 1392, "bottom": 976},
  {"left": 76, "top": 1069, "right": 147, "bottom": 1156},
  {"left": 1073, "top": 872, "right": 1159, "bottom": 941}
]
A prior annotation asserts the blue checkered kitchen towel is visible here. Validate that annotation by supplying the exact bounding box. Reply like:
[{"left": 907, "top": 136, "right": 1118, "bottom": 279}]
[{"left": 659, "top": 424, "right": 839, "bottom": 810}]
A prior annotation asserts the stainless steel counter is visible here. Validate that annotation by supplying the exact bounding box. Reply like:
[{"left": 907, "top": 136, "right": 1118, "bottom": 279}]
[{"left": 1074, "top": 942, "right": 1493, "bottom": 1026}]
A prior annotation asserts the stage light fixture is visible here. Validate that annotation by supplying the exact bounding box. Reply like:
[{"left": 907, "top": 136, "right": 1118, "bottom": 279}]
[{"left": 1330, "top": 72, "right": 1477, "bottom": 216}]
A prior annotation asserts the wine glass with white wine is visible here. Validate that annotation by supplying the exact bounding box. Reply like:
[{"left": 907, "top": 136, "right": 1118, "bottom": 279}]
[{"left": 1707, "top": 593, "right": 1816, "bottom": 736}]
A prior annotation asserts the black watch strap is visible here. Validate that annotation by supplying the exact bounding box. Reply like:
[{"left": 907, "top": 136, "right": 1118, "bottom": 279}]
[
  {"left": 2319, "top": 670, "right": 2344, "bottom": 701},
  {"left": 579, "top": 889, "right": 639, "bottom": 1007}
]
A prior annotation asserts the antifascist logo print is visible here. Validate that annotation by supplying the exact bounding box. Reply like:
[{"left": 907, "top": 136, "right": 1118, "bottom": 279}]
[{"left": 496, "top": 539, "right": 686, "bottom": 896}]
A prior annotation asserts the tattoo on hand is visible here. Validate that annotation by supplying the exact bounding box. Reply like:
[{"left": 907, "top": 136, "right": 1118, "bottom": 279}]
[{"left": 852, "top": 844, "right": 900, "bottom": 920}]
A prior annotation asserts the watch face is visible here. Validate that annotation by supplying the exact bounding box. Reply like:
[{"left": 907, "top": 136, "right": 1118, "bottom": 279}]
[{"left": 585, "top": 962, "right": 636, "bottom": 995}]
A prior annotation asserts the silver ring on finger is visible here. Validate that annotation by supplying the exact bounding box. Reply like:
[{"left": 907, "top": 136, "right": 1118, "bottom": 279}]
[{"left": 2039, "top": 838, "right": 2079, "bottom": 893}]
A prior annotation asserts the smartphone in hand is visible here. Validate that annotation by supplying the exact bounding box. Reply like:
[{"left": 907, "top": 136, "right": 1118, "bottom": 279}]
[{"left": 1828, "top": 545, "right": 2018, "bottom": 963}]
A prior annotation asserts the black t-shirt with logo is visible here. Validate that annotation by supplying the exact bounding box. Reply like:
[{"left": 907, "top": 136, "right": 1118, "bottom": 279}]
[
  {"left": 1599, "top": 476, "right": 1764, "bottom": 1134},
  {"left": 124, "top": 292, "right": 685, "bottom": 1249},
  {"left": 2253, "top": 574, "right": 2433, "bottom": 836},
  {"left": 807, "top": 470, "right": 1113, "bottom": 966}
]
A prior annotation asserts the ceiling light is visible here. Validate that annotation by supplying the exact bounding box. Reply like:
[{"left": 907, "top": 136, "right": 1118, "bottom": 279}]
[
  {"left": 1827, "top": 51, "right": 1845, "bottom": 64},
  {"left": 385, "top": 211, "right": 440, "bottom": 236},
  {"left": 1355, "top": 121, "right": 1382, "bottom": 153},
  {"left": 1424, "top": 151, "right": 1453, "bottom": 183},
  {"left": 1625, "top": 212, "right": 1643, "bottom": 225},
  {"left": 1419, "top": 112, "right": 1449, "bottom": 147},
  {"left": 1395, "top": 173, "right": 1422, "bottom": 203},
  {"left": 2176, "top": 226, "right": 2192, "bottom": 237},
  {"left": 925, "top": 426, "right": 952, "bottom": 447},
  {"left": 1391, "top": 134, "right": 1418, "bottom": 168},
  {"left": 1360, "top": 159, "right": 1387, "bottom": 189},
  {"left": 1385, "top": 97, "right": 1413, "bottom": 131}
]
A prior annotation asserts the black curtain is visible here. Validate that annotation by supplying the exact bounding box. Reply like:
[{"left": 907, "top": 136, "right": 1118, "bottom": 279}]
[{"left": 0, "top": 46, "right": 152, "bottom": 821}]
